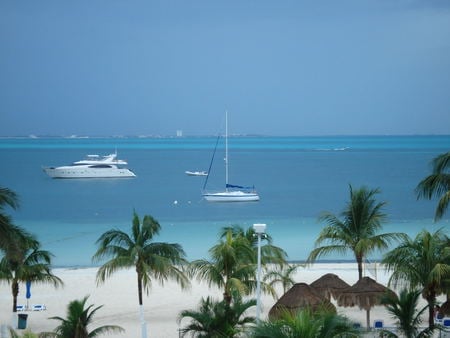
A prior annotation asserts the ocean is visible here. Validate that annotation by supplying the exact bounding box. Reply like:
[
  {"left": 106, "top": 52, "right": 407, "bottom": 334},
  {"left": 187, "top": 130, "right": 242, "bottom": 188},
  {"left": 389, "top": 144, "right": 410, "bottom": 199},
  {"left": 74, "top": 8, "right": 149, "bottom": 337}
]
[{"left": 1, "top": 135, "right": 449, "bottom": 267}]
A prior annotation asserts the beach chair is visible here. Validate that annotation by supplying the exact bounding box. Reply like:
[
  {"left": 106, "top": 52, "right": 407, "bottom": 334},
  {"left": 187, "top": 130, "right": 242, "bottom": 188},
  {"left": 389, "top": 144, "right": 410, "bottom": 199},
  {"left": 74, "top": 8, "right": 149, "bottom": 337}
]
[
  {"left": 441, "top": 319, "right": 450, "bottom": 337},
  {"left": 32, "top": 304, "right": 46, "bottom": 311},
  {"left": 374, "top": 320, "right": 384, "bottom": 329},
  {"left": 352, "top": 322, "right": 362, "bottom": 329},
  {"left": 16, "top": 305, "right": 25, "bottom": 312}
]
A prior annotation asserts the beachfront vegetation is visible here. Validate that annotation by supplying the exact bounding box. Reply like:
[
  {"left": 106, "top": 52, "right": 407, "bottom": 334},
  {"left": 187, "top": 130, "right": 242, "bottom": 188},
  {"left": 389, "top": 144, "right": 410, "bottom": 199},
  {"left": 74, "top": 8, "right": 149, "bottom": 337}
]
[
  {"left": 380, "top": 288, "right": 434, "bottom": 338},
  {"left": 416, "top": 151, "right": 450, "bottom": 221},
  {"left": 0, "top": 187, "right": 37, "bottom": 266},
  {"left": 0, "top": 186, "right": 62, "bottom": 313},
  {"left": 189, "top": 226, "right": 286, "bottom": 305},
  {"left": 41, "top": 296, "right": 124, "bottom": 338},
  {"left": 92, "top": 211, "right": 189, "bottom": 336},
  {"left": 382, "top": 229, "right": 450, "bottom": 328},
  {"left": 178, "top": 292, "right": 255, "bottom": 337},
  {"left": 263, "top": 263, "right": 301, "bottom": 297},
  {"left": 307, "top": 185, "right": 405, "bottom": 280},
  {"left": 224, "top": 226, "right": 287, "bottom": 267},
  {"left": 0, "top": 235, "right": 63, "bottom": 312},
  {"left": 8, "top": 329, "right": 40, "bottom": 338},
  {"left": 250, "top": 308, "right": 358, "bottom": 338},
  {"left": 0, "top": 186, "right": 20, "bottom": 253}
]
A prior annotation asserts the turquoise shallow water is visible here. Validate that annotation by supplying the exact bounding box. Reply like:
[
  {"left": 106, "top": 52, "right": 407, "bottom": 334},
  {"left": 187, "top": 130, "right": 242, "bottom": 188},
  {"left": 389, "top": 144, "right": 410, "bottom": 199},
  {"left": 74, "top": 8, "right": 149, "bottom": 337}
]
[{"left": 0, "top": 135, "right": 449, "bottom": 266}]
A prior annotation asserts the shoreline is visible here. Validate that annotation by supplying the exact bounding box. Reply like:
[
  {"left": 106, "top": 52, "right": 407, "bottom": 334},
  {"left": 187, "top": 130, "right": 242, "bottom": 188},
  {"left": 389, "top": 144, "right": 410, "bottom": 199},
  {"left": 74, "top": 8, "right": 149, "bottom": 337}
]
[
  {"left": 1, "top": 262, "right": 439, "bottom": 338},
  {"left": 14, "top": 216, "right": 442, "bottom": 267}
]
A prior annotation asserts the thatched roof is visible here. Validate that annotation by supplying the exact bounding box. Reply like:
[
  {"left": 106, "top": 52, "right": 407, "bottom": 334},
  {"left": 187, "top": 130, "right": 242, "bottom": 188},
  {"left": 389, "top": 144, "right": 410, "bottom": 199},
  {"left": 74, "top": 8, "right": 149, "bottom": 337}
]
[
  {"left": 337, "top": 276, "right": 396, "bottom": 311},
  {"left": 310, "top": 273, "right": 351, "bottom": 300},
  {"left": 269, "top": 282, "right": 335, "bottom": 319},
  {"left": 440, "top": 300, "right": 450, "bottom": 316}
]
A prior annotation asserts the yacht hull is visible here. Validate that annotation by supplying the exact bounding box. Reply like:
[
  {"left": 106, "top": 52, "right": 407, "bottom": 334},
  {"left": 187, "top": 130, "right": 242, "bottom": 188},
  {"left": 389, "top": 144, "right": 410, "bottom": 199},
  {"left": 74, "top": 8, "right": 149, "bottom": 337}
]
[{"left": 43, "top": 167, "right": 136, "bottom": 179}]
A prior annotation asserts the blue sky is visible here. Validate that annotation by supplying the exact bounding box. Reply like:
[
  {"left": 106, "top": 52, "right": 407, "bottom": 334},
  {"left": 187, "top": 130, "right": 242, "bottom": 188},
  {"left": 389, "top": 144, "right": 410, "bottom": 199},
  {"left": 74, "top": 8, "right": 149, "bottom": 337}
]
[{"left": 1, "top": 0, "right": 449, "bottom": 137}]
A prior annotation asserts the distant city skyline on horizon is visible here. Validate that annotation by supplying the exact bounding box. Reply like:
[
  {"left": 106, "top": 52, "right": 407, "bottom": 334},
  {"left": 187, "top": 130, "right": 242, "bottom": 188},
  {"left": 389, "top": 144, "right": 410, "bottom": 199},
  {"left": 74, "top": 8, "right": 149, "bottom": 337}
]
[
  {"left": 2, "top": 131, "right": 450, "bottom": 139},
  {"left": 1, "top": 1, "right": 449, "bottom": 137}
]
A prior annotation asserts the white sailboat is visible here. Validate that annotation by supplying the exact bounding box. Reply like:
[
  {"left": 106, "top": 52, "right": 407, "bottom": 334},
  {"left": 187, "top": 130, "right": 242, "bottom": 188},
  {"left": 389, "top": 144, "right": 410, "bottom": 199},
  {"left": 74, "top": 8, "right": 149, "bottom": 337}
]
[{"left": 202, "top": 112, "right": 260, "bottom": 202}]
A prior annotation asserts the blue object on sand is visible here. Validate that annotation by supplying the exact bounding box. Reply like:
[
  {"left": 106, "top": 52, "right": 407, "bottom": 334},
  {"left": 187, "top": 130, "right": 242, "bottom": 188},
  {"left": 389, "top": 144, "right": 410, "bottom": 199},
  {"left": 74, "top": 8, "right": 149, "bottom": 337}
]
[{"left": 26, "top": 281, "right": 31, "bottom": 299}]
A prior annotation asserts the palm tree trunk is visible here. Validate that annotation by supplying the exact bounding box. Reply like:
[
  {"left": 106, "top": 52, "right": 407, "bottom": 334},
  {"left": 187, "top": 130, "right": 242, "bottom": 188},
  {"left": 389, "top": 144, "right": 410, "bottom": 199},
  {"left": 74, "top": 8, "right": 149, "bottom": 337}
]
[
  {"left": 366, "top": 309, "right": 370, "bottom": 330},
  {"left": 140, "top": 304, "right": 147, "bottom": 338},
  {"left": 427, "top": 297, "right": 435, "bottom": 328},
  {"left": 137, "top": 273, "right": 147, "bottom": 338},
  {"left": 357, "top": 257, "right": 363, "bottom": 280},
  {"left": 223, "top": 292, "right": 232, "bottom": 305},
  {"left": 137, "top": 273, "right": 143, "bottom": 306},
  {"left": 12, "top": 280, "right": 19, "bottom": 313}
]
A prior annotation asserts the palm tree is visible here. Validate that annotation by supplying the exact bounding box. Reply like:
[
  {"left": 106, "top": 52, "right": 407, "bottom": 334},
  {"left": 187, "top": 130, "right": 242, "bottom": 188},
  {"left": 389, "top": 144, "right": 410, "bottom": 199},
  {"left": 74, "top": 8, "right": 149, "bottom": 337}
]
[
  {"left": 263, "top": 264, "right": 301, "bottom": 297},
  {"left": 308, "top": 185, "right": 405, "bottom": 280},
  {"left": 382, "top": 229, "right": 450, "bottom": 328},
  {"left": 190, "top": 227, "right": 255, "bottom": 305},
  {"left": 416, "top": 151, "right": 450, "bottom": 221},
  {"left": 178, "top": 292, "right": 256, "bottom": 337},
  {"left": 250, "top": 308, "right": 357, "bottom": 338},
  {"left": 42, "top": 296, "right": 124, "bottom": 338},
  {"left": 380, "top": 288, "right": 434, "bottom": 338},
  {"left": 0, "top": 186, "right": 24, "bottom": 257},
  {"left": 223, "top": 225, "right": 287, "bottom": 266},
  {"left": 92, "top": 211, "right": 189, "bottom": 338},
  {"left": 0, "top": 186, "right": 19, "bottom": 216},
  {"left": 190, "top": 226, "right": 284, "bottom": 305},
  {"left": 0, "top": 187, "right": 39, "bottom": 277},
  {"left": 0, "top": 236, "right": 62, "bottom": 312}
]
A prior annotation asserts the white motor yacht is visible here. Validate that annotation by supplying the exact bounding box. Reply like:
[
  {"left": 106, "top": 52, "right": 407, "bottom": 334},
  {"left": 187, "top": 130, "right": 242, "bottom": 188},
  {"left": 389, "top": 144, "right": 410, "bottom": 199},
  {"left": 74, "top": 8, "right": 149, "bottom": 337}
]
[{"left": 43, "top": 152, "right": 136, "bottom": 179}]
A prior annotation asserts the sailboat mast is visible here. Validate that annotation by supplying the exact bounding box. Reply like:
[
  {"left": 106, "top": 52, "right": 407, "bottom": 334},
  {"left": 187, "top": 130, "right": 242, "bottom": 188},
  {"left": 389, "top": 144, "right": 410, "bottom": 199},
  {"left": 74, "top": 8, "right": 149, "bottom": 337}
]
[{"left": 225, "top": 111, "right": 229, "bottom": 191}]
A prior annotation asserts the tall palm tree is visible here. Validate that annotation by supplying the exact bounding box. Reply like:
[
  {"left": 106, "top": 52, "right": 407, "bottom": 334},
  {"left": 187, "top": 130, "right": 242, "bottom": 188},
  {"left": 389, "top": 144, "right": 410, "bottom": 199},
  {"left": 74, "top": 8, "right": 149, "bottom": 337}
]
[
  {"left": 308, "top": 185, "right": 405, "bottom": 280},
  {"left": 92, "top": 211, "right": 189, "bottom": 338},
  {"left": 0, "top": 187, "right": 38, "bottom": 271},
  {"left": 190, "top": 226, "right": 283, "bottom": 305},
  {"left": 0, "top": 236, "right": 62, "bottom": 312},
  {"left": 416, "top": 151, "right": 450, "bottom": 221},
  {"left": 250, "top": 308, "right": 357, "bottom": 338},
  {"left": 380, "top": 288, "right": 434, "bottom": 338},
  {"left": 190, "top": 228, "right": 256, "bottom": 305},
  {"left": 42, "top": 296, "right": 124, "bottom": 338},
  {"left": 178, "top": 292, "right": 256, "bottom": 337},
  {"left": 382, "top": 229, "right": 450, "bottom": 328}
]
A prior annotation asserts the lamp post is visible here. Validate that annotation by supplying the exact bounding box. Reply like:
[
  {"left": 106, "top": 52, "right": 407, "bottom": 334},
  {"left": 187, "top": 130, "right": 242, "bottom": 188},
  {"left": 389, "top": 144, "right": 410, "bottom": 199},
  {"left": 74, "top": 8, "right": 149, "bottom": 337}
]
[{"left": 253, "top": 223, "right": 266, "bottom": 323}]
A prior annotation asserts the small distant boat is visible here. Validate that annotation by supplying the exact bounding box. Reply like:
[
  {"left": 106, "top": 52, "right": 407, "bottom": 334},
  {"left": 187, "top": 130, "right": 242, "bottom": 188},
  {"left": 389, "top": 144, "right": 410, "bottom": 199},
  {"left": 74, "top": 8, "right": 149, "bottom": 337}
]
[
  {"left": 185, "top": 171, "right": 208, "bottom": 176},
  {"left": 43, "top": 152, "right": 136, "bottom": 179},
  {"left": 202, "top": 112, "right": 260, "bottom": 202}
]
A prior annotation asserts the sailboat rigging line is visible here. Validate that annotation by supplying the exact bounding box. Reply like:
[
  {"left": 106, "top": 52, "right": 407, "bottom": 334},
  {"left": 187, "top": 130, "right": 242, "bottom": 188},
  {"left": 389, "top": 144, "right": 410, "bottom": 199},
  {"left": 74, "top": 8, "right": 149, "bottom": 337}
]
[{"left": 202, "top": 133, "right": 221, "bottom": 190}]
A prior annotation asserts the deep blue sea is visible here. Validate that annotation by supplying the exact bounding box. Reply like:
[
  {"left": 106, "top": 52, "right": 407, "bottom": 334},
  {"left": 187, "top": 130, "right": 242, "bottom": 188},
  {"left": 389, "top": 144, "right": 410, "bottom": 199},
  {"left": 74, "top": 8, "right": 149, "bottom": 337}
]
[{"left": 1, "top": 135, "right": 449, "bottom": 267}]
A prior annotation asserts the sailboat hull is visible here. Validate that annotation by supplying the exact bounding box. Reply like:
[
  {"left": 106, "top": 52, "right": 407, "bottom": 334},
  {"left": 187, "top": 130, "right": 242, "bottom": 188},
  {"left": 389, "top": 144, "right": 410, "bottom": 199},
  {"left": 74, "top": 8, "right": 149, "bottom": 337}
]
[{"left": 203, "top": 191, "right": 260, "bottom": 202}]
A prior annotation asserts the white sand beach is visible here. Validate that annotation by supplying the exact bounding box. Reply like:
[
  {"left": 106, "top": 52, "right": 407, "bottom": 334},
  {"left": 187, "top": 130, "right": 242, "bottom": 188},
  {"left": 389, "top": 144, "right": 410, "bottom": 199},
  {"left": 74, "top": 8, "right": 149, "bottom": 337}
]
[{"left": 0, "top": 263, "right": 439, "bottom": 337}]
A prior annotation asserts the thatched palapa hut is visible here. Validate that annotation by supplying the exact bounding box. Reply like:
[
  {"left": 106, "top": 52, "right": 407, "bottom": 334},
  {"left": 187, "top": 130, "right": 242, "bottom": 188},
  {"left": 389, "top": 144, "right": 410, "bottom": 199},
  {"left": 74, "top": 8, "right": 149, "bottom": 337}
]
[
  {"left": 337, "top": 276, "right": 396, "bottom": 329},
  {"left": 269, "top": 282, "right": 335, "bottom": 320},
  {"left": 310, "top": 273, "right": 350, "bottom": 301}
]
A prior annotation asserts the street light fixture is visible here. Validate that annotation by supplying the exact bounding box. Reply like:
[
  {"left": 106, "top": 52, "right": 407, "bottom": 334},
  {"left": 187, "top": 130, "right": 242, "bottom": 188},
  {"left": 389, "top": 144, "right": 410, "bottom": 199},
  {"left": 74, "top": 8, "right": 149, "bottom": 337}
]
[{"left": 253, "top": 223, "right": 266, "bottom": 323}]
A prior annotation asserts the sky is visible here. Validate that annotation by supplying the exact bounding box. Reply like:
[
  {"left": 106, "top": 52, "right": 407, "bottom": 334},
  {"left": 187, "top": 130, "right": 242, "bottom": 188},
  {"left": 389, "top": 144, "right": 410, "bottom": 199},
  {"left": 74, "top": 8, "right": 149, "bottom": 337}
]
[{"left": 1, "top": 0, "right": 450, "bottom": 137}]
